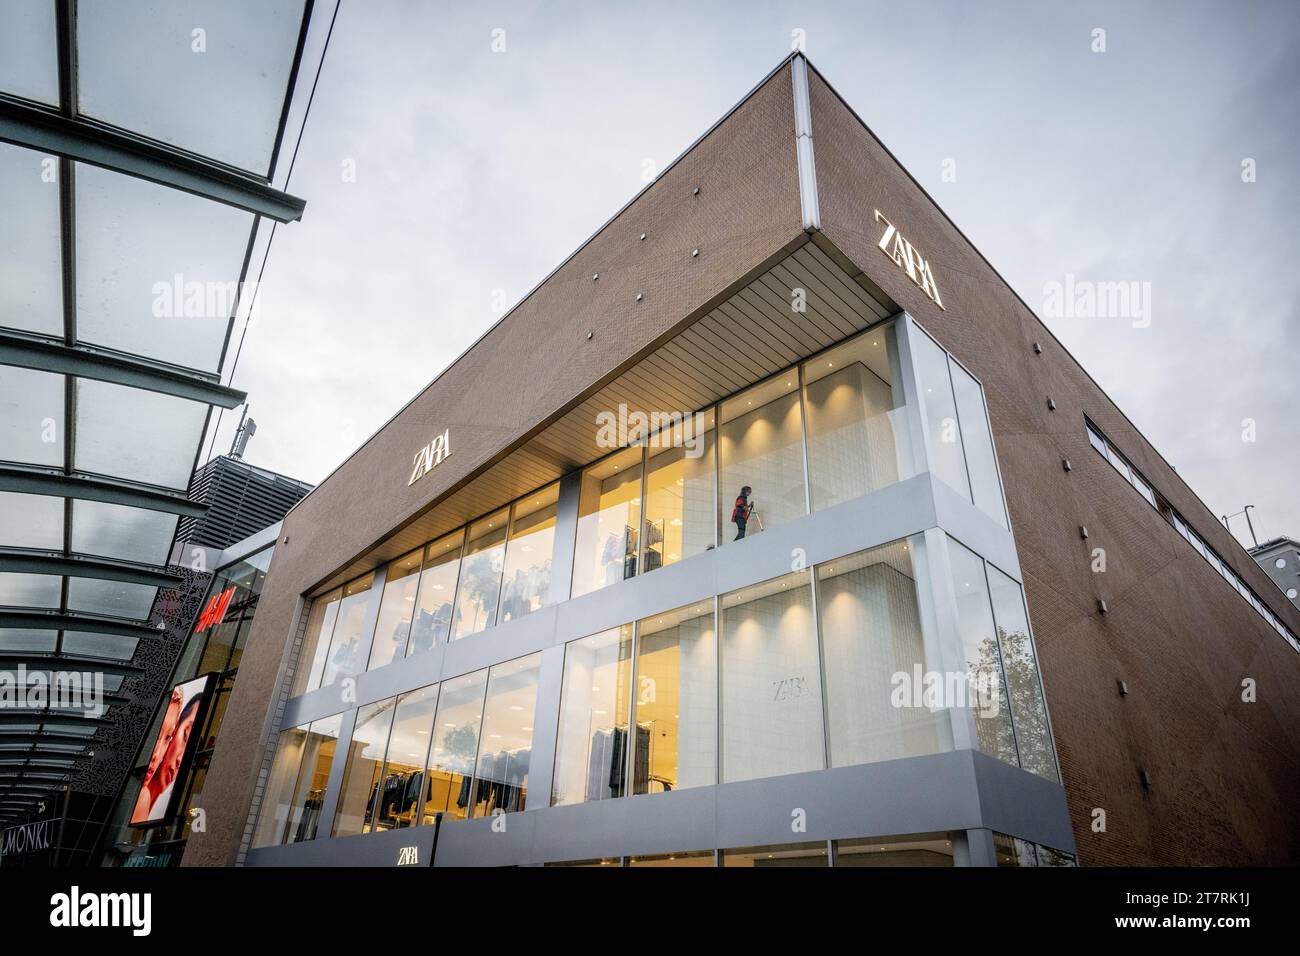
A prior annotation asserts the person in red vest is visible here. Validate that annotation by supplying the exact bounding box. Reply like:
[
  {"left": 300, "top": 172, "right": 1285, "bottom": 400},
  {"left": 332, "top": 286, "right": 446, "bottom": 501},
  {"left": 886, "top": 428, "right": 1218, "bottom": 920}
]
[{"left": 731, "top": 486, "right": 753, "bottom": 540}]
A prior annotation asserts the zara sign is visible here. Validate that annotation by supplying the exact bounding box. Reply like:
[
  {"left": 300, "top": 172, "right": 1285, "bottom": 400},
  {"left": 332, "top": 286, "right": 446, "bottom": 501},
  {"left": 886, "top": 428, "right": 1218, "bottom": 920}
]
[
  {"left": 408, "top": 428, "right": 452, "bottom": 486},
  {"left": 874, "top": 210, "right": 945, "bottom": 310}
]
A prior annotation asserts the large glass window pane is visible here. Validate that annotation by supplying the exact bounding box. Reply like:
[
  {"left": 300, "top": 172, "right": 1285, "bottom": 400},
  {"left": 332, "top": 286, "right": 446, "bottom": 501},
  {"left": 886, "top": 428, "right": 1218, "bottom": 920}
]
[
  {"left": 0, "top": 143, "right": 62, "bottom": 336},
  {"left": 75, "top": 379, "right": 206, "bottom": 489},
  {"left": 406, "top": 531, "right": 462, "bottom": 657},
  {"left": 718, "top": 373, "right": 806, "bottom": 542},
  {"left": 912, "top": 330, "right": 970, "bottom": 500},
  {"left": 471, "top": 653, "right": 541, "bottom": 817},
  {"left": 281, "top": 714, "right": 340, "bottom": 844},
  {"left": 720, "top": 571, "right": 823, "bottom": 783},
  {"left": 1, "top": 367, "right": 63, "bottom": 468},
  {"left": 251, "top": 723, "right": 307, "bottom": 848},
  {"left": 421, "top": 669, "right": 488, "bottom": 823},
  {"left": 366, "top": 549, "right": 423, "bottom": 671},
  {"left": 0, "top": 0, "right": 58, "bottom": 103},
  {"left": 722, "top": 842, "right": 827, "bottom": 867},
  {"left": 818, "top": 538, "right": 952, "bottom": 768},
  {"left": 75, "top": 164, "right": 253, "bottom": 372},
  {"left": 371, "top": 685, "right": 439, "bottom": 831},
  {"left": 76, "top": 0, "right": 307, "bottom": 174},
  {"left": 947, "top": 538, "right": 1018, "bottom": 768},
  {"left": 319, "top": 574, "right": 375, "bottom": 687},
  {"left": 1, "top": 491, "right": 63, "bottom": 550},
  {"left": 62, "top": 631, "right": 139, "bottom": 660},
  {"left": 552, "top": 626, "right": 634, "bottom": 806},
  {"left": 633, "top": 602, "right": 716, "bottom": 794},
  {"left": 987, "top": 566, "right": 1059, "bottom": 782},
  {"left": 1087, "top": 425, "right": 1108, "bottom": 457},
  {"left": 451, "top": 509, "right": 508, "bottom": 639},
  {"left": 0, "top": 628, "right": 56, "bottom": 653},
  {"left": 499, "top": 484, "right": 559, "bottom": 624},
  {"left": 571, "top": 447, "right": 643, "bottom": 597},
  {"left": 994, "top": 833, "right": 1040, "bottom": 867},
  {"left": 71, "top": 499, "right": 177, "bottom": 565},
  {"left": 292, "top": 589, "right": 339, "bottom": 696},
  {"left": 67, "top": 578, "right": 157, "bottom": 620},
  {"left": 804, "top": 325, "right": 911, "bottom": 509},
  {"left": 0, "top": 573, "right": 61, "bottom": 609},
  {"left": 627, "top": 851, "right": 715, "bottom": 867},
  {"left": 835, "top": 833, "right": 956, "bottom": 867},
  {"left": 642, "top": 412, "right": 716, "bottom": 572},
  {"left": 332, "top": 700, "right": 396, "bottom": 838},
  {"left": 949, "top": 360, "right": 1007, "bottom": 528}
]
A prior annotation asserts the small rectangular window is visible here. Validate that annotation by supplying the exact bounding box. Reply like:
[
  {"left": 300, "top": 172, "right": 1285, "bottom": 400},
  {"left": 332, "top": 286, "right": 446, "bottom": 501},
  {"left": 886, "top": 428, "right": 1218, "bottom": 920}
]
[{"left": 1087, "top": 425, "right": 1108, "bottom": 457}]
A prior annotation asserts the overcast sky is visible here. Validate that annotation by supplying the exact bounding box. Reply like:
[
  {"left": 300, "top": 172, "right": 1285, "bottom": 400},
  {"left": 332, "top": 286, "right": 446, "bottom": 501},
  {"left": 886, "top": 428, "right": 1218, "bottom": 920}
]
[{"left": 205, "top": 0, "right": 1300, "bottom": 550}]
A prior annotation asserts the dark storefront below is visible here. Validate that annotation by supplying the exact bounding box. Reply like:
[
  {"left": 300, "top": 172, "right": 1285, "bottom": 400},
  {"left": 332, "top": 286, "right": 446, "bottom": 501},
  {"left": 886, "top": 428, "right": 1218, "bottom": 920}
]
[{"left": 102, "top": 546, "right": 274, "bottom": 867}]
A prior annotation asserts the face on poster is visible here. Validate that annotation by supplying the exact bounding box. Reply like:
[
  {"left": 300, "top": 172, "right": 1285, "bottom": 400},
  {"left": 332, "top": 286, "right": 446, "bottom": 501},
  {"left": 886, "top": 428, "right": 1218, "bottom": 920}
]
[{"left": 129, "top": 674, "right": 214, "bottom": 827}]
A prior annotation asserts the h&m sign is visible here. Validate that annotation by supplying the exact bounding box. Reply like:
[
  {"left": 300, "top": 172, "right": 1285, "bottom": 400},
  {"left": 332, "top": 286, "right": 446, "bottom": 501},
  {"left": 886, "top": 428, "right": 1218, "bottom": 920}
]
[
  {"left": 874, "top": 210, "right": 944, "bottom": 310},
  {"left": 195, "top": 586, "right": 235, "bottom": 634},
  {"left": 408, "top": 428, "right": 452, "bottom": 486}
]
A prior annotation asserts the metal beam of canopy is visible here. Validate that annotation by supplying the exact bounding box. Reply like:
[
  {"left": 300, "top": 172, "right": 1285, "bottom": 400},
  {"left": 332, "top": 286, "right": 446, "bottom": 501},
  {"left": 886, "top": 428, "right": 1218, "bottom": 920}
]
[{"left": 0, "top": 550, "right": 182, "bottom": 589}]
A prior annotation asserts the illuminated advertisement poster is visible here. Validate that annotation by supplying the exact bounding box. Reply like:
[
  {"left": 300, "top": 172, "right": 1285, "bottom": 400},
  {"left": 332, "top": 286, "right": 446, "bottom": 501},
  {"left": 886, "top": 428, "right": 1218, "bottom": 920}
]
[{"left": 129, "top": 673, "right": 216, "bottom": 827}]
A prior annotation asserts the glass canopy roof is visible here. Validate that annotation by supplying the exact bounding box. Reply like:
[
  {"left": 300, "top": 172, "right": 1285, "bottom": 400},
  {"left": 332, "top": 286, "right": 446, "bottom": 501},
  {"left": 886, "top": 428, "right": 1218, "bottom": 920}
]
[{"left": 0, "top": 0, "right": 315, "bottom": 823}]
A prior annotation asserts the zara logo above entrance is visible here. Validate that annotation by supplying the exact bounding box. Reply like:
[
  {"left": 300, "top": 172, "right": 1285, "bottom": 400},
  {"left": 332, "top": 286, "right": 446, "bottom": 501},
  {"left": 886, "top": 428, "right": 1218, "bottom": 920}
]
[{"left": 874, "top": 210, "right": 945, "bottom": 310}]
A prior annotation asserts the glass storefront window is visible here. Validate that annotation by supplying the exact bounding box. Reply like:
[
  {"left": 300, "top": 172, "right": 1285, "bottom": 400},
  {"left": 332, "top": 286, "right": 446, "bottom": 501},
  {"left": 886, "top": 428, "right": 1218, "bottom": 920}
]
[
  {"left": 947, "top": 538, "right": 1018, "bottom": 768},
  {"left": 722, "top": 841, "right": 828, "bottom": 867},
  {"left": 718, "top": 373, "right": 806, "bottom": 542},
  {"left": 422, "top": 669, "right": 488, "bottom": 822},
  {"left": 319, "top": 574, "right": 376, "bottom": 688},
  {"left": 987, "top": 566, "right": 1058, "bottom": 782},
  {"left": 285, "top": 714, "right": 340, "bottom": 844},
  {"left": 451, "top": 509, "right": 509, "bottom": 640},
  {"left": 470, "top": 653, "right": 541, "bottom": 816},
  {"left": 817, "top": 538, "right": 951, "bottom": 768},
  {"left": 994, "top": 833, "right": 1040, "bottom": 867},
  {"left": 720, "top": 571, "right": 823, "bottom": 783},
  {"left": 552, "top": 626, "right": 634, "bottom": 806},
  {"left": 372, "top": 685, "right": 440, "bottom": 831},
  {"left": 251, "top": 722, "right": 307, "bottom": 849},
  {"left": 628, "top": 851, "right": 715, "bottom": 866},
  {"left": 366, "top": 549, "right": 425, "bottom": 671},
  {"left": 642, "top": 412, "right": 716, "bottom": 572},
  {"left": 293, "top": 589, "right": 340, "bottom": 696},
  {"left": 499, "top": 485, "right": 559, "bottom": 624},
  {"left": 912, "top": 330, "right": 971, "bottom": 500},
  {"left": 949, "top": 360, "right": 1007, "bottom": 528},
  {"left": 633, "top": 602, "right": 716, "bottom": 794},
  {"left": 407, "top": 531, "right": 463, "bottom": 656},
  {"left": 571, "top": 446, "right": 643, "bottom": 598},
  {"left": 332, "top": 700, "right": 396, "bottom": 838},
  {"left": 803, "top": 325, "right": 911, "bottom": 510},
  {"left": 834, "top": 833, "right": 955, "bottom": 867}
]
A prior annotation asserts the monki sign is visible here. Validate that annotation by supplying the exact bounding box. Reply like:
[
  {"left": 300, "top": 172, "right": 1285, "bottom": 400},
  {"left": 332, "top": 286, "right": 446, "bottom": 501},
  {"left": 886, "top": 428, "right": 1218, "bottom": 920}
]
[{"left": 874, "top": 210, "right": 944, "bottom": 310}]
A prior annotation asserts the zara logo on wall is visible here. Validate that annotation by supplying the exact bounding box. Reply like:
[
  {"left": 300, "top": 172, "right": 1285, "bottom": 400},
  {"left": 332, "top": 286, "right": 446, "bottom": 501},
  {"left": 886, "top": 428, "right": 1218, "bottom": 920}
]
[
  {"left": 396, "top": 846, "right": 420, "bottom": 866},
  {"left": 408, "top": 428, "right": 452, "bottom": 486},
  {"left": 874, "top": 210, "right": 945, "bottom": 311}
]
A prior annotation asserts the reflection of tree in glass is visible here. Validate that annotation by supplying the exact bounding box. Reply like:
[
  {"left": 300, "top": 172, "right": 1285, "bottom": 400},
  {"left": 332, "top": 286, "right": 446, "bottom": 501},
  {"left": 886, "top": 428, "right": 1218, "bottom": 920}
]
[
  {"left": 995, "top": 625, "right": 1058, "bottom": 781},
  {"left": 439, "top": 724, "right": 478, "bottom": 774},
  {"left": 966, "top": 636, "right": 1018, "bottom": 765},
  {"left": 461, "top": 556, "right": 501, "bottom": 629}
]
